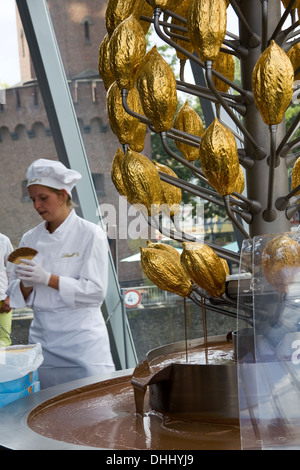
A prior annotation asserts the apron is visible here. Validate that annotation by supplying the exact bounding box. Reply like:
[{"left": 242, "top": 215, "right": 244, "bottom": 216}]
[{"left": 29, "top": 305, "right": 115, "bottom": 389}]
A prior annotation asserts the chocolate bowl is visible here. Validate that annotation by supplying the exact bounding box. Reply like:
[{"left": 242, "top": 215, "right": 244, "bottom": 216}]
[{"left": 0, "top": 334, "right": 248, "bottom": 450}]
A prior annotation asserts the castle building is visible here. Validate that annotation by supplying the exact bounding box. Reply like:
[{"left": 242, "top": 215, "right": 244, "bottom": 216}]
[{"left": 0, "top": 0, "right": 151, "bottom": 285}]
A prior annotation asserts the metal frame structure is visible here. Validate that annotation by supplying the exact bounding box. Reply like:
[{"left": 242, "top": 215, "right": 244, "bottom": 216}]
[{"left": 15, "top": 0, "right": 138, "bottom": 370}]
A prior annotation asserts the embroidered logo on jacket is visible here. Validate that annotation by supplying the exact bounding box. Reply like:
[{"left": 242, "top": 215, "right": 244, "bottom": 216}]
[{"left": 61, "top": 252, "right": 80, "bottom": 258}]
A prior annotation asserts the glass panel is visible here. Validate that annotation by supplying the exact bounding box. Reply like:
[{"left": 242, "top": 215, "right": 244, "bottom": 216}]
[{"left": 237, "top": 233, "right": 300, "bottom": 449}]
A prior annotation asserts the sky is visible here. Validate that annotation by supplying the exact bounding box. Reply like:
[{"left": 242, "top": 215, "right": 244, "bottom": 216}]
[{"left": 0, "top": 1, "right": 240, "bottom": 88}]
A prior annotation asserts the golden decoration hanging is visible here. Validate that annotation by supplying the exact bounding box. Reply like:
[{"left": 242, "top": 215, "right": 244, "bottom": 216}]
[
  {"left": 111, "top": 147, "right": 127, "bottom": 197},
  {"left": 109, "top": 15, "right": 147, "bottom": 90},
  {"left": 187, "top": 0, "right": 227, "bottom": 63},
  {"left": 233, "top": 165, "right": 245, "bottom": 195},
  {"left": 139, "top": 1, "right": 154, "bottom": 34},
  {"left": 252, "top": 40, "right": 294, "bottom": 125},
  {"left": 105, "top": 0, "right": 143, "bottom": 37},
  {"left": 262, "top": 234, "right": 300, "bottom": 293},
  {"left": 173, "top": 101, "right": 204, "bottom": 161},
  {"left": 170, "top": 0, "right": 194, "bottom": 61},
  {"left": 122, "top": 148, "right": 163, "bottom": 215},
  {"left": 106, "top": 82, "right": 146, "bottom": 150},
  {"left": 98, "top": 34, "right": 115, "bottom": 91},
  {"left": 287, "top": 42, "right": 300, "bottom": 80},
  {"left": 153, "top": 161, "right": 182, "bottom": 216},
  {"left": 180, "top": 242, "right": 227, "bottom": 297},
  {"left": 137, "top": 47, "right": 178, "bottom": 132},
  {"left": 199, "top": 118, "right": 240, "bottom": 196},
  {"left": 291, "top": 157, "right": 300, "bottom": 196},
  {"left": 146, "top": 240, "right": 181, "bottom": 259},
  {"left": 140, "top": 246, "right": 193, "bottom": 297},
  {"left": 147, "top": 0, "right": 182, "bottom": 10},
  {"left": 212, "top": 48, "right": 235, "bottom": 93},
  {"left": 281, "top": 0, "right": 300, "bottom": 9}
]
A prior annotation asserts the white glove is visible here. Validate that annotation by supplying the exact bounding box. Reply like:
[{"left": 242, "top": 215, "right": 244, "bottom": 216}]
[{"left": 16, "top": 259, "right": 51, "bottom": 287}]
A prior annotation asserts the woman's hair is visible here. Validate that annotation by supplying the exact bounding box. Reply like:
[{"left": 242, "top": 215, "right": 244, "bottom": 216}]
[{"left": 45, "top": 186, "right": 75, "bottom": 209}]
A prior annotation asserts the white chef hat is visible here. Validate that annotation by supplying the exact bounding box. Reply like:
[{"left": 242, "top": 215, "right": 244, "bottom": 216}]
[{"left": 26, "top": 159, "right": 82, "bottom": 196}]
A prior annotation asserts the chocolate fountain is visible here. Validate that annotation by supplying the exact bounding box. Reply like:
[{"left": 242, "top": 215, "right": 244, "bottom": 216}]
[{"left": 1, "top": 0, "right": 300, "bottom": 450}]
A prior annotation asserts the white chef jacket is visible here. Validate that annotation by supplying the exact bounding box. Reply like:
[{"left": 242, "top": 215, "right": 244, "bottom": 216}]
[
  {"left": 0, "top": 233, "right": 13, "bottom": 299},
  {"left": 7, "top": 210, "right": 115, "bottom": 388}
]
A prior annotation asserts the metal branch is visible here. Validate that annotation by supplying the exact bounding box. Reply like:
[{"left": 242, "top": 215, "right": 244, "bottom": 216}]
[
  {"left": 270, "top": 0, "right": 297, "bottom": 43},
  {"left": 263, "top": 125, "right": 278, "bottom": 222},
  {"left": 153, "top": 7, "right": 253, "bottom": 101},
  {"left": 223, "top": 195, "right": 250, "bottom": 239},
  {"left": 144, "top": 212, "right": 241, "bottom": 264},
  {"left": 276, "top": 184, "right": 300, "bottom": 211},
  {"left": 228, "top": 0, "right": 261, "bottom": 47},
  {"left": 277, "top": 110, "right": 300, "bottom": 156},
  {"left": 205, "top": 61, "right": 266, "bottom": 160}
]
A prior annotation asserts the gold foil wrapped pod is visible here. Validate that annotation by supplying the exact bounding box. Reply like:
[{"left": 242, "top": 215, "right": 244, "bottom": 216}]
[
  {"left": 122, "top": 148, "right": 163, "bottom": 215},
  {"left": 262, "top": 235, "right": 300, "bottom": 293},
  {"left": 291, "top": 157, "right": 300, "bottom": 196},
  {"left": 187, "top": 0, "right": 227, "bottom": 62},
  {"left": 139, "top": 1, "right": 154, "bottom": 34},
  {"left": 105, "top": 0, "right": 143, "bottom": 37},
  {"left": 137, "top": 47, "right": 178, "bottom": 132},
  {"left": 199, "top": 118, "right": 240, "bottom": 196},
  {"left": 146, "top": 240, "right": 181, "bottom": 259},
  {"left": 171, "top": 0, "right": 194, "bottom": 60},
  {"left": 233, "top": 165, "right": 245, "bottom": 195},
  {"left": 281, "top": 0, "right": 300, "bottom": 9},
  {"left": 212, "top": 48, "right": 235, "bottom": 93},
  {"left": 98, "top": 34, "right": 115, "bottom": 91},
  {"left": 180, "top": 242, "right": 227, "bottom": 297},
  {"left": 252, "top": 40, "right": 294, "bottom": 125},
  {"left": 153, "top": 161, "right": 182, "bottom": 216},
  {"left": 140, "top": 247, "right": 193, "bottom": 297},
  {"left": 111, "top": 147, "right": 127, "bottom": 197},
  {"left": 220, "top": 257, "right": 230, "bottom": 276},
  {"left": 173, "top": 101, "right": 204, "bottom": 161},
  {"left": 287, "top": 42, "right": 300, "bottom": 80},
  {"left": 109, "top": 15, "right": 147, "bottom": 90},
  {"left": 148, "top": 0, "right": 181, "bottom": 10},
  {"left": 106, "top": 82, "right": 142, "bottom": 146}
]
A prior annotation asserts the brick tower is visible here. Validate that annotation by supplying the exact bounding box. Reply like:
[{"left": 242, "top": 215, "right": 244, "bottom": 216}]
[{"left": 0, "top": 0, "right": 151, "bottom": 285}]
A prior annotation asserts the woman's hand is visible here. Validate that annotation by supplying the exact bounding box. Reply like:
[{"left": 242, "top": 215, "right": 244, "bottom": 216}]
[
  {"left": 16, "top": 259, "right": 51, "bottom": 286},
  {"left": 0, "top": 296, "right": 11, "bottom": 313}
]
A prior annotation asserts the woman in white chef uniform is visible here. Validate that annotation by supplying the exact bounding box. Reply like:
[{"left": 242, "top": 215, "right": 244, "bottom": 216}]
[{"left": 7, "top": 159, "right": 115, "bottom": 388}]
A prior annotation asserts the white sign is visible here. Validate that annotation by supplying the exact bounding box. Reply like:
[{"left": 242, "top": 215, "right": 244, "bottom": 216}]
[{"left": 124, "top": 290, "right": 141, "bottom": 308}]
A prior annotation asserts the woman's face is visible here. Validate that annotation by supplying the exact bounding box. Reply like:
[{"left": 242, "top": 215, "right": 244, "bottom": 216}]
[{"left": 28, "top": 185, "right": 69, "bottom": 224}]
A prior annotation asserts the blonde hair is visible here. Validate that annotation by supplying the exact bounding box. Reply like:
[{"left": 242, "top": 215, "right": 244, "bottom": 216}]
[{"left": 45, "top": 186, "right": 75, "bottom": 209}]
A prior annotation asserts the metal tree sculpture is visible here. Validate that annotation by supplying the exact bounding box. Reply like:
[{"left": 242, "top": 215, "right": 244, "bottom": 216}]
[{"left": 99, "top": 0, "right": 300, "bottom": 322}]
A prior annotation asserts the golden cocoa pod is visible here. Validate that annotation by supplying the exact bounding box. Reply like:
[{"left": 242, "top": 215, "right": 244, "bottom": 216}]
[
  {"left": 146, "top": 240, "right": 181, "bottom": 259},
  {"left": 122, "top": 148, "right": 163, "bottom": 215},
  {"left": 291, "top": 157, "right": 300, "bottom": 196},
  {"left": 262, "top": 234, "right": 300, "bottom": 293},
  {"left": 98, "top": 34, "right": 115, "bottom": 91},
  {"left": 173, "top": 101, "right": 204, "bottom": 161},
  {"left": 212, "top": 48, "right": 235, "bottom": 93},
  {"left": 153, "top": 161, "right": 182, "bottom": 216},
  {"left": 106, "top": 82, "right": 140, "bottom": 145},
  {"left": 233, "top": 165, "right": 245, "bottom": 195},
  {"left": 199, "top": 118, "right": 240, "bottom": 196},
  {"left": 281, "top": 0, "right": 300, "bottom": 9},
  {"left": 111, "top": 147, "right": 127, "bottom": 197},
  {"left": 105, "top": 0, "right": 143, "bottom": 37},
  {"left": 137, "top": 46, "right": 178, "bottom": 132},
  {"left": 139, "top": 0, "right": 154, "bottom": 34},
  {"left": 171, "top": 0, "right": 194, "bottom": 60},
  {"left": 252, "top": 40, "right": 294, "bottom": 125},
  {"left": 109, "top": 15, "right": 147, "bottom": 90},
  {"left": 180, "top": 242, "right": 227, "bottom": 297},
  {"left": 132, "top": 120, "right": 147, "bottom": 153},
  {"left": 140, "top": 247, "right": 193, "bottom": 297},
  {"left": 287, "top": 42, "right": 300, "bottom": 80},
  {"left": 187, "top": 0, "right": 227, "bottom": 62},
  {"left": 220, "top": 257, "right": 230, "bottom": 276},
  {"left": 148, "top": 0, "right": 181, "bottom": 10}
]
